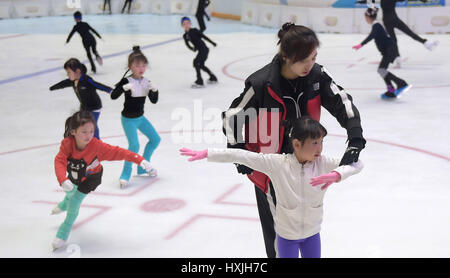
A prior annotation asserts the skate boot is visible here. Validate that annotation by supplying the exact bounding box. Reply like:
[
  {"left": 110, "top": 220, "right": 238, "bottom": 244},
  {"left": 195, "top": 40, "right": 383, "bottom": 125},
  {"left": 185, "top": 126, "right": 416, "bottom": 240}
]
[
  {"left": 424, "top": 40, "right": 439, "bottom": 51},
  {"left": 207, "top": 75, "right": 218, "bottom": 84},
  {"left": 52, "top": 237, "right": 66, "bottom": 251},
  {"left": 96, "top": 55, "right": 103, "bottom": 66},
  {"left": 51, "top": 205, "right": 63, "bottom": 215},
  {"left": 138, "top": 166, "right": 157, "bottom": 177},
  {"left": 395, "top": 81, "right": 412, "bottom": 98},
  {"left": 119, "top": 179, "right": 129, "bottom": 189},
  {"left": 191, "top": 79, "right": 205, "bottom": 88},
  {"left": 381, "top": 85, "right": 397, "bottom": 100},
  {"left": 393, "top": 56, "right": 402, "bottom": 68}
]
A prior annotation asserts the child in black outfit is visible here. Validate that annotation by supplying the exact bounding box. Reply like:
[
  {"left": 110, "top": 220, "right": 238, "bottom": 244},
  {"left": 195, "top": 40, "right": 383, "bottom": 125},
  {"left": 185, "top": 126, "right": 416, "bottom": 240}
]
[
  {"left": 66, "top": 11, "right": 104, "bottom": 74},
  {"left": 196, "top": 0, "right": 211, "bottom": 33},
  {"left": 181, "top": 16, "right": 218, "bottom": 88},
  {"left": 353, "top": 7, "right": 411, "bottom": 99}
]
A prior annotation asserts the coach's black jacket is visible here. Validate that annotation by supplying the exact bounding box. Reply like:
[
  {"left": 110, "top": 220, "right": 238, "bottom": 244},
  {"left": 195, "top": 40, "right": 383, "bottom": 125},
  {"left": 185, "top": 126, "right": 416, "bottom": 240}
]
[{"left": 222, "top": 54, "right": 365, "bottom": 193}]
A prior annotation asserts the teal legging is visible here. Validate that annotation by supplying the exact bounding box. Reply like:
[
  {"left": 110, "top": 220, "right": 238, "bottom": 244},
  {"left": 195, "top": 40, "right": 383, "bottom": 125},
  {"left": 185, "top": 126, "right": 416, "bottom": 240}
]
[
  {"left": 56, "top": 186, "right": 87, "bottom": 241},
  {"left": 120, "top": 115, "right": 161, "bottom": 181}
]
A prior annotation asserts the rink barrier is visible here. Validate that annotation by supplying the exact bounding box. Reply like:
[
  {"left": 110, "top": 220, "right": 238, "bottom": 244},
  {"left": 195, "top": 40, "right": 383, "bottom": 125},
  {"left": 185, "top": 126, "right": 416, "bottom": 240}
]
[
  {"left": 170, "top": 0, "right": 192, "bottom": 14},
  {"left": 10, "top": 0, "right": 51, "bottom": 18},
  {"left": 3, "top": 0, "right": 449, "bottom": 34},
  {"left": 151, "top": 0, "right": 171, "bottom": 14},
  {"left": 210, "top": 11, "right": 241, "bottom": 21},
  {"left": 0, "top": 0, "right": 12, "bottom": 19},
  {"left": 240, "top": 1, "right": 450, "bottom": 34}
]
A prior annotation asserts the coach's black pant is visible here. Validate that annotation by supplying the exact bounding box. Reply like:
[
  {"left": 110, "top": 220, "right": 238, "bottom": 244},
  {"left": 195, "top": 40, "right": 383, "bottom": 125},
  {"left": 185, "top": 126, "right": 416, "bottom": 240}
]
[{"left": 254, "top": 182, "right": 278, "bottom": 258}]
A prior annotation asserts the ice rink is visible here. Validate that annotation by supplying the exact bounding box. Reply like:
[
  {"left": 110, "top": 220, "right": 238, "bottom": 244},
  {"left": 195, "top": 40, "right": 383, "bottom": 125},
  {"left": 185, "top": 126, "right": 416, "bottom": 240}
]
[{"left": 0, "top": 14, "right": 449, "bottom": 258}]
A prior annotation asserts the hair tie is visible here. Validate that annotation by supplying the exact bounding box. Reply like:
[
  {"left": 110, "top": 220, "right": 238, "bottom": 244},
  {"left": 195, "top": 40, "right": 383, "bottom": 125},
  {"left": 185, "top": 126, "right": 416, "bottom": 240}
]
[{"left": 282, "top": 22, "right": 295, "bottom": 32}]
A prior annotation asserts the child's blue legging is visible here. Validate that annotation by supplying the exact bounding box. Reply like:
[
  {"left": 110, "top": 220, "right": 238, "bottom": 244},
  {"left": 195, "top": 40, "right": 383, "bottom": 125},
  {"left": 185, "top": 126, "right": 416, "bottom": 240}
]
[
  {"left": 276, "top": 233, "right": 321, "bottom": 258},
  {"left": 91, "top": 111, "right": 100, "bottom": 139},
  {"left": 120, "top": 115, "right": 161, "bottom": 181},
  {"left": 56, "top": 186, "right": 87, "bottom": 241}
]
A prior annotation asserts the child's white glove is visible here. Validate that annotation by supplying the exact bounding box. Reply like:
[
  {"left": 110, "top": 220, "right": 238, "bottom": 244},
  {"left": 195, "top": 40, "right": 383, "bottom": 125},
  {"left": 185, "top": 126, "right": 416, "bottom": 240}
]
[
  {"left": 122, "top": 83, "right": 134, "bottom": 91},
  {"left": 148, "top": 80, "right": 158, "bottom": 92},
  {"left": 61, "top": 180, "right": 74, "bottom": 192},
  {"left": 140, "top": 160, "right": 153, "bottom": 172}
]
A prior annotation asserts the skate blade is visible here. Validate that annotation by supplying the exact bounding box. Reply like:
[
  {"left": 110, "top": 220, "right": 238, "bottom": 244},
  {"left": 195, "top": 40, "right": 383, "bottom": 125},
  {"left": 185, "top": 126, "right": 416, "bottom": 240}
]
[
  {"left": 395, "top": 84, "right": 412, "bottom": 98},
  {"left": 191, "top": 84, "right": 205, "bottom": 88}
]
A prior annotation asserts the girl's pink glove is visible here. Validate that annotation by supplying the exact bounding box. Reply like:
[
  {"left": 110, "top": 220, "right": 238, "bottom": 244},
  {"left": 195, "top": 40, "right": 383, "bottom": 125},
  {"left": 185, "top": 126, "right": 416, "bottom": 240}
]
[
  {"left": 179, "top": 148, "right": 208, "bottom": 161},
  {"left": 310, "top": 171, "right": 341, "bottom": 191},
  {"left": 352, "top": 44, "right": 362, "bottom": 50}
]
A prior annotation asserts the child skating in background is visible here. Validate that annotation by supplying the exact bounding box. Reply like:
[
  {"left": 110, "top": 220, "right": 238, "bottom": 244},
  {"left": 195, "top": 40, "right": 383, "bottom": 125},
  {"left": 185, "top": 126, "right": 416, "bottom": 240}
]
[
  {"left": 356, "top": 0, "right": 439, "bottom": 68},
  {"left": 353, "top": 7, "right": 411, "bottom": 99},
  {"left": 52, "top": 111, "right": 154, "bottom": 250},
  {"left": 111, "top": 46, "right": 160, "bottom": 189},
  {"left": 66, "top": 11, "right": 104, "bottom": 74},
  {"left": 196, "top": 0, "right": 211, "bottom": 33},
  {"left": 181, "top": 16, "right": 218, "bottom": 88},
  {"left": 49, "top": 58, "right": 112, "bottom": 139},
  {"left": 180, "top": 116, "right": 363, "bottom": 258}
]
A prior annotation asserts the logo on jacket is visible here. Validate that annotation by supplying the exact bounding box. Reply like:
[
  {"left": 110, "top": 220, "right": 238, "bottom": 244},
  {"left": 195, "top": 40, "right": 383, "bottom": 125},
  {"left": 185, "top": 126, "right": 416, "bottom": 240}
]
[{"left": 313, "top": 82, "right": 320, "bottom": 91}]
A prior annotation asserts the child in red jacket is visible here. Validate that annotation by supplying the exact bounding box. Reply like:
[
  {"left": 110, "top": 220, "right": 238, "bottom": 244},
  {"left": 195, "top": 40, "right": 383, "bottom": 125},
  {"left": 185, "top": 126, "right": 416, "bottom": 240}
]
[{"left": 51, "top": 110, "right": 153, "bottom": 251}]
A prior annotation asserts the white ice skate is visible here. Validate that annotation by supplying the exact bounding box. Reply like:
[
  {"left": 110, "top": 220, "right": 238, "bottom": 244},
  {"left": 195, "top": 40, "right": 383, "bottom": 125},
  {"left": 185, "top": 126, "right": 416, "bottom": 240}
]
[
  {"left": 393, "top": 56, "right": 402, "bottom": 68},
  {"left": 424, "top": 40, "right": 439, "bottom": 51},
  {"left": 147, "top": 167, "right": 158, "bottom": 177},
  {"left": 52, "top": 237, "right": 66, "bottom": 251},
  {"left": 96, "top": 56, "right": 103, "bottom": 66},
  {"left": 51, "top": 205, "right": 63, "bottom": 215},
  {"left": 119, "top": 179, "right": 129, "bottom": 189}
]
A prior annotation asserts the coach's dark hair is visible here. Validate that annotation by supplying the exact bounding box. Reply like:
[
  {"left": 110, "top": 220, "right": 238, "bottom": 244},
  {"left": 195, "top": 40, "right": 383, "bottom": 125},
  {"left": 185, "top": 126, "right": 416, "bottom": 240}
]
[
  {"left": 282, "top": 116, "right": 327, "bottom": 152},
  {"left": 277, "top": 23, "right": 320, "bottom": 63},
  {"left": 63, "top": 58, "right": 87, "bottom": 74},
  {"left": 64, "top": 111, "right": 96, "bottom": 138}
]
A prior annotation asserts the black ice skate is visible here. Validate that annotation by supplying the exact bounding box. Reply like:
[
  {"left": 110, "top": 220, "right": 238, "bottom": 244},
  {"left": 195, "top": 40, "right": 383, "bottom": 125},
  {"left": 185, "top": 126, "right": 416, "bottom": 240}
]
[
  {"left": 207, "top": 75, "right": 218, "bottom": 84},
  {"left": 191, "top": 79, "right": 205, "bottom": 88}
]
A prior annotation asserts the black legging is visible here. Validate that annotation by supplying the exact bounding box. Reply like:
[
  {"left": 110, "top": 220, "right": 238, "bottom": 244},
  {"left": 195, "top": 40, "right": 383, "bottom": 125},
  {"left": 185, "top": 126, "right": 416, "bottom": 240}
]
[
  {"left": 380, "top": 0, "right": 426, "bottom": 58},
  {"left": 83, "top": 39, "right": 99, "bottom": 72},
  {"left": 193, "top": 48, "right": 214, "bottom": 82},
  {"left": 378, "top": 46, "right": 406, "bottom": 88},
  {"left": 383, "top": 16, "right": 426, "bottom": 57},
  {"left": 103, "top": 0, "right": 111, "bottom": 12},
  {"left": 254, "top": 182, "right": 278, "bottom": 258},
  {"left": 121, "top": 0, "right": 133, "bottom": 13},
  {"left": 196, "top": 0, "right": 210, "bottom": 32}
]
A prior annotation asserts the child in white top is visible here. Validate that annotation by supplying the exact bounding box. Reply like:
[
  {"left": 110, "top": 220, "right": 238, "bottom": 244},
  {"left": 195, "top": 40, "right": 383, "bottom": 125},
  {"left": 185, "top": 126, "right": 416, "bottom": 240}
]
[{"left": 180, "top": 116, "right": 363, "bottom": 258}]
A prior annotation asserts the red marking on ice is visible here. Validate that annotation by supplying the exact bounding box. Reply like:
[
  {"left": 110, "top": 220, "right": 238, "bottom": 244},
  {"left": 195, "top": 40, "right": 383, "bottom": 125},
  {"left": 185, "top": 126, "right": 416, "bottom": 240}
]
[
  {"left": 140, "top": 198, "right": 186, "bottom": 213},
  {"left": 164, "top": 214, "right": 259, "bottom": 240},
  {"left": 213, "top": 183, "right": 256, "bottom": 207}
]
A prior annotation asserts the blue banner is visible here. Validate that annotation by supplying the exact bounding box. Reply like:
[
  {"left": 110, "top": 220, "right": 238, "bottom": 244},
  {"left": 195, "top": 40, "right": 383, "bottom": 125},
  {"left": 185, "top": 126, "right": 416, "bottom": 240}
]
[{"left": 332, "top": 0, "right": 446, "bottom": 8}]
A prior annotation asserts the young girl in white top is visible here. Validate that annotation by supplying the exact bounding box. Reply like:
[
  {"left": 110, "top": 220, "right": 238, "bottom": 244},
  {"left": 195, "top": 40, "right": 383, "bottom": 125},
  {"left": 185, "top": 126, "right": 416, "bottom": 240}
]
[{"left": 180, "top": 116, "right": 363, "bottom": 258}]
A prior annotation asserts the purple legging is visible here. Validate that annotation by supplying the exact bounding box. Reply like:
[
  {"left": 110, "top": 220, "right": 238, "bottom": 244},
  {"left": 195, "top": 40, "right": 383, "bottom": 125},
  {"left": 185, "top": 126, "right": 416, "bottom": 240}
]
[{"left": 277, "top": 233, "right": 321, "bottom": 258}]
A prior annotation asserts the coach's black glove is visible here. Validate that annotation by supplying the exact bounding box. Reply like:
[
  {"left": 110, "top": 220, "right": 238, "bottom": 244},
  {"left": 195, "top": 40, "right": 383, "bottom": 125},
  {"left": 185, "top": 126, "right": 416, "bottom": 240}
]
[
  {"left": 339, "top": 138, "right": 366, "bottom": 166},
  {"left": 234, "top": 163, "right": 254, "bottom": 175}
]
